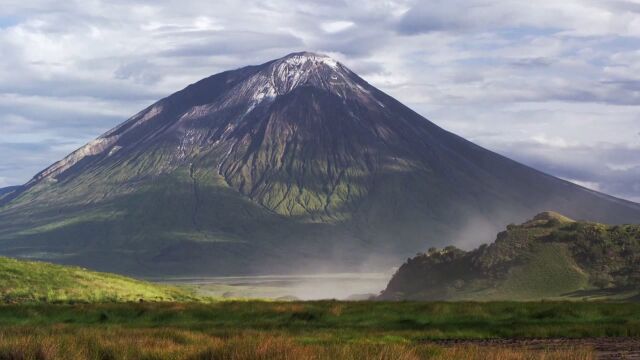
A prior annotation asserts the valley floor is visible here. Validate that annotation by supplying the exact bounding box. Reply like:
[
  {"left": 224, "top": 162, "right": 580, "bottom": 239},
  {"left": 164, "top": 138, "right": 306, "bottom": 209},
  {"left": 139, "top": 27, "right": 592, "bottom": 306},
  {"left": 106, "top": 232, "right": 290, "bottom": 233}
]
[
  {"left": 1, "top": 301, "right": 640, "bottom": 359},
  {"left": 155, "top": 272, "right": 391, "bottom": 300}
]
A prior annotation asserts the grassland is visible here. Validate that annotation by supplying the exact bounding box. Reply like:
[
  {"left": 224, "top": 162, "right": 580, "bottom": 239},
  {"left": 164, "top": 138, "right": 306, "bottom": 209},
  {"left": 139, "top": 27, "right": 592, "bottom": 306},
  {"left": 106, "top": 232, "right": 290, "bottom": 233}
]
[
  {"left": 0, "top": 328, "right": 592, "bottom": 360},
  {"left": 0, "top": 300, "right": 639, "bottom": 359},
  {"left": 0, "top": 257, "right": 197, "bottom": 303}
]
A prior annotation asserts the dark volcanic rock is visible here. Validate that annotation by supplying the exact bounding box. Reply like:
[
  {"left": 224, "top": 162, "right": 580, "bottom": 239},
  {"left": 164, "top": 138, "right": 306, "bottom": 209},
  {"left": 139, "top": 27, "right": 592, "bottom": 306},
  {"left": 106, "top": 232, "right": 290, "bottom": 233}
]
[{"left": 1, "top": 52, "right": 639, "bottom": 276}]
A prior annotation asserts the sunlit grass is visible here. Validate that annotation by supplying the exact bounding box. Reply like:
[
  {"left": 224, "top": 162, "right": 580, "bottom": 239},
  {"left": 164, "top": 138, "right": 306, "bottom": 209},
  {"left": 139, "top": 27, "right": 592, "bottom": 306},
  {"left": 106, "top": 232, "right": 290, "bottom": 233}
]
[
  {"left": 0, "top": 295, "right": 633, "bottom": 358},
  {"left": 0, "top": 257, "right": 198, "bottom": 303},
  {"left": 0, "top": 327, "right": 592, "bottom": 360}
]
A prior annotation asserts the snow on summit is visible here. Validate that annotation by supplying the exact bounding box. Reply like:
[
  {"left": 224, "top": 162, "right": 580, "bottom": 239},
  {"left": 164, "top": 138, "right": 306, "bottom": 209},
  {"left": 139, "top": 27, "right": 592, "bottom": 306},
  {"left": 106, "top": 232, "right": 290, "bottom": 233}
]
[{"left": 279, "top": 52, "right": 340, "bottom": 70}]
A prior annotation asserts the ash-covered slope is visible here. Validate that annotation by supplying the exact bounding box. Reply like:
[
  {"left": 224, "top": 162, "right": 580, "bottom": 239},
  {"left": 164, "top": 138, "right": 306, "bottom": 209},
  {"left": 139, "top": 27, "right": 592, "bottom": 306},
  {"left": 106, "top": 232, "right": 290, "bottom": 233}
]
[
  {"left": 0, "top": 52, "right": 639, "bottom": 276},
  {"left": 379, "top": 212, "right": 640, "bottom": 301}
]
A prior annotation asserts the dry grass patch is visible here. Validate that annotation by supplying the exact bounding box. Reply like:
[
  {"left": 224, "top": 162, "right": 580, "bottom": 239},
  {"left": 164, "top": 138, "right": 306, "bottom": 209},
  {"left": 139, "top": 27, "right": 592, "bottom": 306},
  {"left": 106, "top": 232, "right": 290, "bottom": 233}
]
[{"left": 0, "top": 326, "right": 594, "bottom": 360}]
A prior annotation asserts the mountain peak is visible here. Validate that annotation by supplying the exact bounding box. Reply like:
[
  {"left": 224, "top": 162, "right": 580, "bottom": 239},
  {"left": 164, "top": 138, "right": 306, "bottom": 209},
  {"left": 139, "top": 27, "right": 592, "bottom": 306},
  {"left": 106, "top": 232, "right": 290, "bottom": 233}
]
[
  {"left": 520, "top": 211, "right": 575, "bottom": 228},
  {"left": 276, "top": 51, "right": 340, "bottom": 69},
  {"left": 261, "top": 51, "right": 351, "bottom": 96},
  {"left": 531, "top": 211, "right": 574, "bottom": 223}
]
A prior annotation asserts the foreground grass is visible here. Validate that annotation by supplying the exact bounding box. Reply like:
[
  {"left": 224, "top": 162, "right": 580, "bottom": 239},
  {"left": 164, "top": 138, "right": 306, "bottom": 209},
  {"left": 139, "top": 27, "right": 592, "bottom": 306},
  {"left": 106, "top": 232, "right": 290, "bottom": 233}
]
[
  {"left": 2, "top": 301, "right": 639, "bottom": 339},
  {"left": 0, "top": 301, "right": 637, "bottom": 358},
  {"left": 0, "top": 327, "right": 592, "bottom": 360}
]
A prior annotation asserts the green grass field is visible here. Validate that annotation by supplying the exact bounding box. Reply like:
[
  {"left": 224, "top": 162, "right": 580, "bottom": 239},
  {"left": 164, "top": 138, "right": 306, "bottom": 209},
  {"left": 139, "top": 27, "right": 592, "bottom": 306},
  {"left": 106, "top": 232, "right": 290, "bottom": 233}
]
[
  {"left": 0, "top": 255, "right": 632, "bottom": 358},
  {"left": 3, "top": 301, "right": 639, "bottom": 339},
  {"left": 0, "top": 301, "right": 622, "bottom": 359},
  {"left": 0, "top": 257, "right": 198, "bottom": 303}
]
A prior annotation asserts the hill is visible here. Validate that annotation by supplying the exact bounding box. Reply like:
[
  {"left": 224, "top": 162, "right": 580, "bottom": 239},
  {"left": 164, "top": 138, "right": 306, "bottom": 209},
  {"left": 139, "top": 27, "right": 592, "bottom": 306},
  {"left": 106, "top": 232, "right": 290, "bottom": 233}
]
[
  {"left": 379, "top": 212, "right": 640, "bottom": 301},
  {"left": 0, "top": 52, "right": 639, "bottom": 276},
  {"left": 0, "top": 256, "right": 196, "bottom": 303}
]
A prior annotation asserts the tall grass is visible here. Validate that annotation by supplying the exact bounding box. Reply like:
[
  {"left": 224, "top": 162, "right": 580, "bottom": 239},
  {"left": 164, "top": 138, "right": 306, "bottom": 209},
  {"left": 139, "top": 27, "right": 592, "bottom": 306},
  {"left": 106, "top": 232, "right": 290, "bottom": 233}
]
[
  {"left": 1, "top": 301, "right": 638, "bottom": 339},
  {"left": 0, "top": 301, "right": 622, "bottom": 359},
  {"left": 0, "top": 327, "right": 592, "bottom": 360}
]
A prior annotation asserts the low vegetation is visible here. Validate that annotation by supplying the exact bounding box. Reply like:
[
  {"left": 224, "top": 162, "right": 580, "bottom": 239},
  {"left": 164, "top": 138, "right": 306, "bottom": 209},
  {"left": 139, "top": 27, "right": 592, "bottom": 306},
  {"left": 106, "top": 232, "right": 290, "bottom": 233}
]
[
  {"left": 3, "top": 301, "right": 640, "bottom": 339},
  {"left": 0, "top": 257, "right": 198, "bottom": 303},
  {"left": 381, "top": 212, "right": 640, "bottom": 300},
  {"left": 0, "top": 328, "right": 592, "bottom": 360},
  {"left": 0, "top": 216, "right": 638, "bottom": 358},
  {"left": 0, "top": 300, "right": 627, "bottom": 359}
]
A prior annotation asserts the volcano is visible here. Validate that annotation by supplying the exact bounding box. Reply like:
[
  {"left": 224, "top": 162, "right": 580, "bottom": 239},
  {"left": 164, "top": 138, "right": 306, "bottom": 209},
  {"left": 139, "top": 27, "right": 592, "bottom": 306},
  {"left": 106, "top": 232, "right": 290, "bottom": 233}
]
[{"left": 1, "top": 52, "right": 638, "bottom": 275}]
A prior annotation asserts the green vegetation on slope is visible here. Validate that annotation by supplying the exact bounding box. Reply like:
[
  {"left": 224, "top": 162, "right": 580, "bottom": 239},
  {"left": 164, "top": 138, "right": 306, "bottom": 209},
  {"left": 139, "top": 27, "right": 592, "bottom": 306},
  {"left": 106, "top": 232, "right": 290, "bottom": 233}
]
[
  {"left": 495, "top": 243, "right": 589, "bottom": 299},
  {"left": 0, "top": 257, "right": 198, "bottom": 303},
  {"left": 380, "top": 211, "right": 640, "bottom": 301}
]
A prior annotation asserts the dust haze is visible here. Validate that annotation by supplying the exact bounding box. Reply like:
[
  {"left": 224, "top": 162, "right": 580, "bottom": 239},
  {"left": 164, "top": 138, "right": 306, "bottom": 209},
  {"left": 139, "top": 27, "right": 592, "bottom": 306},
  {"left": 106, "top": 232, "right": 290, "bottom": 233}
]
[
  {"left": 450, "top": 216, "right": 505, "bottom": 250},
  {"left": 159, "top": 209, "right": 583, "bottom": 300},
  {"left": 158, "top": 252, "right": 399, "bottom": 300}
]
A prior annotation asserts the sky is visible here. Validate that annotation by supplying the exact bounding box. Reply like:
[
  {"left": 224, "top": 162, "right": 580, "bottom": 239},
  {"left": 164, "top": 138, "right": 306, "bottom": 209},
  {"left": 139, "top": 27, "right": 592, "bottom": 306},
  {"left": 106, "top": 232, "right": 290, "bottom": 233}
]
[{"left": 0, "top": 0, "right": 639, "bottom": 202}]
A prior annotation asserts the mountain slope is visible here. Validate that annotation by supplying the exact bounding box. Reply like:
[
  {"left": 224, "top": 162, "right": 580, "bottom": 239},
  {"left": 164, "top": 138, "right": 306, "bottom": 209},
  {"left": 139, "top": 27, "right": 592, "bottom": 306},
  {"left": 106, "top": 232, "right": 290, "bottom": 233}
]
[
  {"left": 0, "top": 257, "right": 196, "bottom": 303},
  {"left": 0, "top": 186, "right": 20, "bottom": 200},
  {"left": 379, "top": 212, "right": 640, "bottom": 301},
  {"left": 0, "top": 187, "right": 16, "bottom": 195},
  {"left": 0, "top": 52, "right": 639, "bottom": 276}
]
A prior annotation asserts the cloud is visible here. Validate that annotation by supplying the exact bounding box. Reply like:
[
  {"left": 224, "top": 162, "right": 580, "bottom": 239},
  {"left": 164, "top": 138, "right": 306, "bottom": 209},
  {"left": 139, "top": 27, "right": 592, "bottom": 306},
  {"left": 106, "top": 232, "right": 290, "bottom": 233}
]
[
  {"left": 0, "top": 0, "right": 639, "bottom": 204},
  {"left": 321, "top": 21, "right": 354, "bottom": 33},
  {"left": 160, "top": 31, "right": 305, "bottom": 57},
  {"left": 479, "top": 137, "right": 640, "bottom": 203},
  {"left": 396, "top": 0, "right": 640, "bottom": 37}
]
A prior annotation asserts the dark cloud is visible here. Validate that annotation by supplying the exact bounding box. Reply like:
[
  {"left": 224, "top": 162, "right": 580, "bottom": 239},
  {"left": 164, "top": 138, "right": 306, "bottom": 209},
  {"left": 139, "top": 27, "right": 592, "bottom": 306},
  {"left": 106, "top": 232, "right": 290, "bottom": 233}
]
[
  {"left": 113, "top": 60, "right": 163, "bottom": 85},
  {"left": 397, "top": 2, "right": 471, "bottom": 34},
  {"left": 395, "top": 0, "right": 534, "bottom": 35},
  {"left": 509, "top": 57, "right": 553, "bottom": 68}
]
